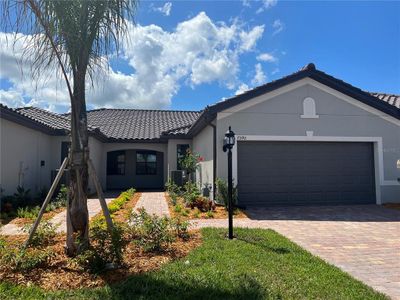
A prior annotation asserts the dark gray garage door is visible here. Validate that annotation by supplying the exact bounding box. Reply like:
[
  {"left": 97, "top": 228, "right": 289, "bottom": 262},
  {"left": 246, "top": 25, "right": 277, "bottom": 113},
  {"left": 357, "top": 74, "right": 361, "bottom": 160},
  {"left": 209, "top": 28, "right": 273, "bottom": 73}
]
[{"left": 237, "top": 142, "right": 376, "bottom": 206}]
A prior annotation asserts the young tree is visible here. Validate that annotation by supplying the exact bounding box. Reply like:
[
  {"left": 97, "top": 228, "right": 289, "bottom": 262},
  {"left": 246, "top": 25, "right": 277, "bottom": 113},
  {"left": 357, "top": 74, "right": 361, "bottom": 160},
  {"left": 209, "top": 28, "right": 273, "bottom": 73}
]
[{"left": 2, "top": 0, "right": 137, "bottom": 256}]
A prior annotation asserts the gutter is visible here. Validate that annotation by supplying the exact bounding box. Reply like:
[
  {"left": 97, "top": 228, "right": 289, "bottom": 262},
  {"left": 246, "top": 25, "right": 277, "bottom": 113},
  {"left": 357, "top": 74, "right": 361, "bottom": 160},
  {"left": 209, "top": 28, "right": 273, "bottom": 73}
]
[{"left": 209, "top": 123, "right": 217, "bottom": 201}]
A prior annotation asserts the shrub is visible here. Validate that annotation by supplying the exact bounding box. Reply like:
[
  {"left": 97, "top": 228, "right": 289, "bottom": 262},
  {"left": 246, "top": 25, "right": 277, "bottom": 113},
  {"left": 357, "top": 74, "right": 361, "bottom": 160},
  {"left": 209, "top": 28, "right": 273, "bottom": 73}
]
[
  {"left": 215, "top": 178, "right": 238, "bottom": 208},
  {"left": 17, "top": 206, "right": 40, "bottom": 219},
  {"left": 174, "top": 204, "right": 183, "bottom": 213},
  {"left": 129, "top": 208, "right": 174, "bottom": 252},
  {"left": 13, "top": 186, "right": 31, "bottom": 206},
  {"left": 205, "top": 211, "right": 214, "bottom": 219},
  {"left": 182, "top": 181, "right": 200, "bottom": 206},
  {"left": 1, "top": 247, "right": 55, "bottom": 272},
  {"left": 107, "top": 188, "right": 135, "bottom": 214},
  {"left": 181, "top": 209, "right": 190, "bottom": 217},
  {"left": 192, "top": 208, "right": 200, "bottom": 218},
  {"left": 189, "top": 196, "right": 215, "bottom": 212},
  {"left": 170, "top": 218, "right": 190, "bottom": 240},
  {"left": 179, "top": 149, "right": 203, "bottom": 179},
  {"left": 22, "top": 220, "right": 58, "bottom": 247},
  {"left": 77, "top": 220, "right": 126, "bottom": 273}
]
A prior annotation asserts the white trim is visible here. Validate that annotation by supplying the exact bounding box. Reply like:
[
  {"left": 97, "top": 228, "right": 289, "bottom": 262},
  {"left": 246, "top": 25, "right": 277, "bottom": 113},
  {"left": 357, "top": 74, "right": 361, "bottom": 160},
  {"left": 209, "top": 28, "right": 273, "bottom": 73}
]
[
  {"left": 218, "top": 78, "right": 400, "bottom": 127},
  {"left": 301, "top": 115, "right": 319, "bottom": 119},
  {"left": 234, "top": 134, "right": 400, "bottom": 206}
]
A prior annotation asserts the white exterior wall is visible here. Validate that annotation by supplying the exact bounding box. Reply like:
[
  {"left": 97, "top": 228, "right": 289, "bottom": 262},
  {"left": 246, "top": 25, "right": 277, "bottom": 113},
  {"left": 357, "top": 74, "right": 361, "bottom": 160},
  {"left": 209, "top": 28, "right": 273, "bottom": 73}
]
[
  {"left": 0, "top": 119, "right": 54, "bottom": 196},
  {"left": 192, "top": 125, "right": 214, "bottom": 197}
]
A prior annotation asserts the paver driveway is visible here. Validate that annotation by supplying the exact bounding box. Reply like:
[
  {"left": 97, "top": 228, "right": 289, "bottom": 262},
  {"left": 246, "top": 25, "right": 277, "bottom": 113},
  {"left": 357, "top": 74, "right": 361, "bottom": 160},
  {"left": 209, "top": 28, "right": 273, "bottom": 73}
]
[{"left": 193, "top": 205, "right": 400, "bottom": 299}]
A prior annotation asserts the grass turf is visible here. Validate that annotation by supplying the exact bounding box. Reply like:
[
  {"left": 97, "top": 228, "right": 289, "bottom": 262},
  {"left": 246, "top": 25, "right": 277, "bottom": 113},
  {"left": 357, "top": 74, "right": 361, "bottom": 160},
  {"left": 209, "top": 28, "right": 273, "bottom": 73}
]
[{"left": 0, "top": 228, "right": 387, "bottom": 300}]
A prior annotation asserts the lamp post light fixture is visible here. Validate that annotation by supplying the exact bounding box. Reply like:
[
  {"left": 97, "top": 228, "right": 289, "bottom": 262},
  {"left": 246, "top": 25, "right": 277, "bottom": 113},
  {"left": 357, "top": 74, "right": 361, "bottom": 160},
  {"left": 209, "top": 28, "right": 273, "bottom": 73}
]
[{"left": 223, "top": 126, "right": 235, "bottom": 239}]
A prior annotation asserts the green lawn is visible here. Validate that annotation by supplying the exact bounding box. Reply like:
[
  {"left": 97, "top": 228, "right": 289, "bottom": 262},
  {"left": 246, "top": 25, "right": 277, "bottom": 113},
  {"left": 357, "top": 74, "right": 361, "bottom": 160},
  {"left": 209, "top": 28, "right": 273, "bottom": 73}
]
[{"left": 0, "top": 228, "right": 387, "bottom": 300}]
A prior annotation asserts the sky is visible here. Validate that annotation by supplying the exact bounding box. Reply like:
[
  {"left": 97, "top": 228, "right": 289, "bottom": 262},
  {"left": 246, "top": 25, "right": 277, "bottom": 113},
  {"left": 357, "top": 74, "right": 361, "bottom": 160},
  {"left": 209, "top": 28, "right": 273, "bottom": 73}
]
[{"left": 0, "top": 0, "right": 399, "bottom": 113}]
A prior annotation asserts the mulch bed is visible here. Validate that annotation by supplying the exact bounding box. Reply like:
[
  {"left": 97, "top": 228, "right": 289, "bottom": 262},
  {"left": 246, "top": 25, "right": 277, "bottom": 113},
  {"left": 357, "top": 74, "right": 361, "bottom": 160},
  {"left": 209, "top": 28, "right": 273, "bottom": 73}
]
[
  {"left": 165, "top": 192, "right": 248, "bottom": 220},
  {"left": 383, "top": 203, "right": 400, "bottom": 211},
  {"left": 0, "top": 230, "right": 202, "bottom": 290},
  {"left": 9, "top": 207, "right": 65, "bottom": 226},
  {"left": 112, "top": 192, "right": 141, "bottom": 223}
]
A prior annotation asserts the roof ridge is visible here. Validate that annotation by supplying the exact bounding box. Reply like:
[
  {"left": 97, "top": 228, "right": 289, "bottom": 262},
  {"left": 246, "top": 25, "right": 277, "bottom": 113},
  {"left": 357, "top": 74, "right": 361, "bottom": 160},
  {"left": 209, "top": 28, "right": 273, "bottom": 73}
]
[
  {"left": 87, "top": 108, "right": 201, "bottom": 113},
  {"left": 16, "top": 106, "right": 71, "bottom": 121},
  {"left": 368, "top": 91, "right": 400, "bottom": 97}
]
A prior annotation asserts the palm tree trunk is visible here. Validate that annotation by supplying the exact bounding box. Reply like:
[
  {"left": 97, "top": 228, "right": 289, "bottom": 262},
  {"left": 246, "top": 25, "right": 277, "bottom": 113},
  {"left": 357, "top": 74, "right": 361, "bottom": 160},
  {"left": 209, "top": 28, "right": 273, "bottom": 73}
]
[{"left": 65, "top": 69, "right": 90, "bottom": 256}]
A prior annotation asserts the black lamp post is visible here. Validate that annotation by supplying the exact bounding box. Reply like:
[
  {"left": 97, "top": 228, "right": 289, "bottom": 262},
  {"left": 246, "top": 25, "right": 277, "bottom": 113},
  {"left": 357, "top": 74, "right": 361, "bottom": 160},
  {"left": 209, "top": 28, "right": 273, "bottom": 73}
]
[{"left": 223, "top": 126, "right": 235, "bottom": 239}]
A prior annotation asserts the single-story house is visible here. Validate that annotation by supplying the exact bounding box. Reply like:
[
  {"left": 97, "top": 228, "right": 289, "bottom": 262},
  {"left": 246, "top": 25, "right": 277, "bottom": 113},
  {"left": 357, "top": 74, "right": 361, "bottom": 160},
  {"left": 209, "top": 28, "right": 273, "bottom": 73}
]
[{"left": 1, "top": 63, "right": 399, "bottom": 206}]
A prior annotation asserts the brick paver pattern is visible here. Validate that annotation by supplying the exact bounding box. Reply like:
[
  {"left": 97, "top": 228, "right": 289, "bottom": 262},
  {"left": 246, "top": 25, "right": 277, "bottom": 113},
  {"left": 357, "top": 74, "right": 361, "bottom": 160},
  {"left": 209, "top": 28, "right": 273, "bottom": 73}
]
[{"left": 134, "top": 192, "right": 170, "bottom": 217}]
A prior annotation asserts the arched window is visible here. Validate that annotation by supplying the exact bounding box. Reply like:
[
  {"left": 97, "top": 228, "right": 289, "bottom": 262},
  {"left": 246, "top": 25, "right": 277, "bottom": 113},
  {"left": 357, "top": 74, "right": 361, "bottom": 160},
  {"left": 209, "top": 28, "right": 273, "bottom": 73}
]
[{"left": 301, "top": 97, "right": 319, "bottom": 119}]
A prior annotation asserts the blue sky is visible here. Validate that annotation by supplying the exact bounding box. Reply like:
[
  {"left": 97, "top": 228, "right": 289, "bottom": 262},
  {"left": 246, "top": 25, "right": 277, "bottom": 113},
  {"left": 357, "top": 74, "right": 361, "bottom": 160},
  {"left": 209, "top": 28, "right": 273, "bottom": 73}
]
[{"left": 0, "top": 0, "right": 399, "bottom": 112}]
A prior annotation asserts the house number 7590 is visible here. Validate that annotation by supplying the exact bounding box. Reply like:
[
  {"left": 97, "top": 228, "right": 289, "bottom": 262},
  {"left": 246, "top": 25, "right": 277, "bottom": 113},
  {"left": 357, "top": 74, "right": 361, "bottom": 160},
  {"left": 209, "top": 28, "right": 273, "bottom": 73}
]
[{"left": 237, "top": 135, "right": 247, "bottom": 141}]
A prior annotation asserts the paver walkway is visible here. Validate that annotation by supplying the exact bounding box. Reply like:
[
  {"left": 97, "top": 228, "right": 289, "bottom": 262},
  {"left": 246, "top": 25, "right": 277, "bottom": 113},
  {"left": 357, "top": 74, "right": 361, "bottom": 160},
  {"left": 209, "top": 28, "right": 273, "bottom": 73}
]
[
  {"left": 133, "top": 192, "right": 170, "bottom": 217},
  {"left": 0, "top": 194, "right": 115, "bottom": 235}
]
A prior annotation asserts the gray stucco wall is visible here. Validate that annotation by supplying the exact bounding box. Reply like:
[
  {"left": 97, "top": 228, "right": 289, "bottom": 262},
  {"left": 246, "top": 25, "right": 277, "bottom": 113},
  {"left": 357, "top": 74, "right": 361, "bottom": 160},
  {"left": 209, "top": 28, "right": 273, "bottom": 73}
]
[{"left": 216, "top": 79, "right": 400, "bottom": 204}]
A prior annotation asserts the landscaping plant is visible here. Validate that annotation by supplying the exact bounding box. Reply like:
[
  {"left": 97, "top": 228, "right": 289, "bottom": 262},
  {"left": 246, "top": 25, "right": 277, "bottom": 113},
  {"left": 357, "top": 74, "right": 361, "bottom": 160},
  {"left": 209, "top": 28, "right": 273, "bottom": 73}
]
[
  {"left": 179, "top": 149, "right": 203, "bottom": 181},
  {"left": 215, "top": 178, "right": 238, "bottom": 208},
  {"left": 76, "top": 218, "right": 127, "bottom": 273},
  {"left": 22, "top": 221, "right": 58, "bottom": 248}
]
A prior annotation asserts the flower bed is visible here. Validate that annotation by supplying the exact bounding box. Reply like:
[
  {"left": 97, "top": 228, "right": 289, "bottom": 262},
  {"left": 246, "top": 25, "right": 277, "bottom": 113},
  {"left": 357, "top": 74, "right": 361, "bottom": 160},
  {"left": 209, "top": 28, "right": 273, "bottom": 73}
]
[
  {"left": 166, "top": 192, "right": 247, "bottom": 220},
  {"left": 0, "top": 195, "right": 201, "bottom": 290}
]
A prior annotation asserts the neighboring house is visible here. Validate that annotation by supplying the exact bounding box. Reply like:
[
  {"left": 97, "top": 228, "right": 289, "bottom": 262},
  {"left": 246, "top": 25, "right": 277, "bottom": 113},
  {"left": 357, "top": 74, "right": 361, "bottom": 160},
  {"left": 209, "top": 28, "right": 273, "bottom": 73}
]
[{"left": 1, "top": 63, "right": 399, "bottom": 206}]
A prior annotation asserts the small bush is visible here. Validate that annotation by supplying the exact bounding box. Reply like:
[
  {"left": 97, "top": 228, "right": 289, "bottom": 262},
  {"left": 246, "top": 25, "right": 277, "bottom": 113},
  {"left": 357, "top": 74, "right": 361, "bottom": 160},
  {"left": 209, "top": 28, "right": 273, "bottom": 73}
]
[
  {"left": 22, "top": 220, "right": 57, "bottom": 247},
  {"left": 1, "top": 247, "right": 55, "bottom": 272},
  {"left": 174, "top": 204, "right": 183, "bottom": 213},
  {"left": 17, "top": 206, "right": 40, "bottom": 219},
  {"left": 76, "top": 220, "right": 126, "bottom": 273},
  {"left": 189, "top": 196, "right": 215, "bottom": 212},
  {"left": 13, "top": 186, "right": 31, "bottom": 206},
  {"left": 205, "top": 211, "right": 214, "bottom": 219},
  {"left": 129, "top": 208, "right": 174, "bottom": 252},
  {"left": 215, "top": 178, "right": 238, "bottom": 208},
  {"left": 171, "top": 218, "right": 190, "bottom": 240},
  {"left": 107, "top": 188, "right": 135, "bottom": 214},
  {"left": 181, "top": 209, "right": 190, "bottom": 217},
  {"left": 193, "top": 208, "right": 200, "bottom": 218},
  {"left": 182, "top": 181, "right": 200, "bottom": 206}
]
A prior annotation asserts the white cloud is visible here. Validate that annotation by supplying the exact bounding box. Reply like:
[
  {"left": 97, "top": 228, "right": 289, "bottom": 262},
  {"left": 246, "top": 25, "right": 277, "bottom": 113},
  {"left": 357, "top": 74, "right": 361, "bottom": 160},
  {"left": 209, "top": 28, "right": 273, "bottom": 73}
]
[
  {"left": 256, "top": 0, "right": 278, "bottom": 14},
  {"left": 256, "top": 52, "right": 277, "bottom": 62},
  {"left": 235, "top": 83, "right": 249, "bottom": 95},
  {"left": 242, "top": 0, "right": 251, "bottom": 7},
  {"left": 153, "top": 2, "right": 172, "bottom": 16},
  {"left": 0, "top": 12, "right": 266, "bottom": 112},
  {"left": 251, "top": 63, "right": 267, "bottom": 85},
  {"left": 272, "top": 19, "right": 284, "bottom": 35},
  {"left": 239, "top": 25, "right": 264, "bottom": 51},
  {"left": 0, "top": 89, "right": 25, "bottom": 107}
]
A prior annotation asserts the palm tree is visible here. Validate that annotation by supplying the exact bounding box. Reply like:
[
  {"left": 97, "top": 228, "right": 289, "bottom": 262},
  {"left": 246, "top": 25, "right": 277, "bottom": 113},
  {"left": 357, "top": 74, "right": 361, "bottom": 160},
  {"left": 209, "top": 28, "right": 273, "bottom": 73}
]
[{"left": 2, "top": 0, "right": 138, "bottom": 256}]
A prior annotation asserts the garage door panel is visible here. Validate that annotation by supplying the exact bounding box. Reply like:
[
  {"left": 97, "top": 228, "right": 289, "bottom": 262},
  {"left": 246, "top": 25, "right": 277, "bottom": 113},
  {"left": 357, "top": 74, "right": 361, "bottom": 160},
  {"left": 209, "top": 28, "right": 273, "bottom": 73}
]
[{"left": 238, "top": 141, "right": 375, "bottom": 206}]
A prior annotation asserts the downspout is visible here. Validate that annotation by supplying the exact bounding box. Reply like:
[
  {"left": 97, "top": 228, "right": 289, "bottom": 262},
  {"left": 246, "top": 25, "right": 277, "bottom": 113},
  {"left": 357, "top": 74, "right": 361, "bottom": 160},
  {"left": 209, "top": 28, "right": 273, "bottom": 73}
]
[{"left": 210, "top": 123, "right": 217, "bottom": 201}]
